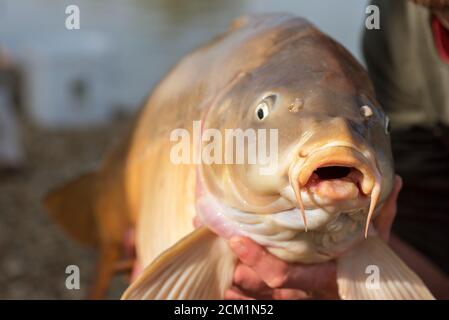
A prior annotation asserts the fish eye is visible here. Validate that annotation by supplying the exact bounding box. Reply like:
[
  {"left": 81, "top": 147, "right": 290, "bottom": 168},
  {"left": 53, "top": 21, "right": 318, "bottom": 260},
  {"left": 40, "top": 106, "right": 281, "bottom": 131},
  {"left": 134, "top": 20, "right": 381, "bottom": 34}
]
[
  {"left": 385, "top": 115, "right": 391, "bottom": 134},
  {"left": 255, "top": 95, "right": 276, "bottom": 121},
  {"left": 256, "top": 103, "right": 269, "bottom": 120}
]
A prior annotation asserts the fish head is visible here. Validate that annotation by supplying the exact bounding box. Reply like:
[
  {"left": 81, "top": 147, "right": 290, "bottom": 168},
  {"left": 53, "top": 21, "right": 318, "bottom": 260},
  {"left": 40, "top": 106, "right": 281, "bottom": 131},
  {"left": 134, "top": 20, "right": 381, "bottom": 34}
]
[{"left": 199, "top": 25, "right": 394, "bottom": 247}]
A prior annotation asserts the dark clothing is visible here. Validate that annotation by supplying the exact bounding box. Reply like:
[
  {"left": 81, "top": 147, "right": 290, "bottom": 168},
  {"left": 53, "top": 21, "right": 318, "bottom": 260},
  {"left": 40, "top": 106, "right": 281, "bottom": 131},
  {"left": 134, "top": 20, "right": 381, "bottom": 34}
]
[{"left": 390, "top": 127, "right": 449, "bottom": 273}]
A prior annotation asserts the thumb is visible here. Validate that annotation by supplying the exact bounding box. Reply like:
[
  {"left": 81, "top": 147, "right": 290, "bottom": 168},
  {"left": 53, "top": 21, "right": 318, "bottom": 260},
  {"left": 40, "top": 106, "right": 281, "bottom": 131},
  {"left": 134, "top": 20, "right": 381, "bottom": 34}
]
[{"left": 374, "top": 174, "right": 402, "bottom": 241}]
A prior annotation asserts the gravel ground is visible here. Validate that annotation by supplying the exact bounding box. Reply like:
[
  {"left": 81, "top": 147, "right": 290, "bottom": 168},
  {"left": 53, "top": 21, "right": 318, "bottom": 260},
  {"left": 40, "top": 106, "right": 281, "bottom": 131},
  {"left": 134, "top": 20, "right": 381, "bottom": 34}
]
[{"left": 0, "top": 114, "right": 133, "bottom": 299}]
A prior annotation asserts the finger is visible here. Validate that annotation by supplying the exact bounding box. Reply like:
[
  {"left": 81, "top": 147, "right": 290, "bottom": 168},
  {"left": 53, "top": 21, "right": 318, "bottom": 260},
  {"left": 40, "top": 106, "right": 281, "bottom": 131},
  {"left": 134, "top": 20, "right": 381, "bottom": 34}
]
[
  {"left": 272, "top": 288, "right": 309, "bottom": 300},
  {"left": 374, "top": 174, "right": 402, "bottom": 241},
  {"left": 234, "top": 263, "right": 270, "bottom": 293},
  {"left": 229, "top": 237, "right": 289, "bottom": 289},
  {"left": 281, "top": 260, "right": 337, "bottom": 292},
  {"left": 224, "top": 288, "right": 255, "bottom": 300},
  {"left": 230, "top": 237, "right": 336, "bottom": 292}
]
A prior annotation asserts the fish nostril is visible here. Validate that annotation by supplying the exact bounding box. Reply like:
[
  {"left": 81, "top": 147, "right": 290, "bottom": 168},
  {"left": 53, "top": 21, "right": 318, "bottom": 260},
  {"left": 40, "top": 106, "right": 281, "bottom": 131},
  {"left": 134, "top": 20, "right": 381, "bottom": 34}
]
[
  {"left": 288, "top": 98, "right": 304, "bottom": 113},
  {"left": 314, "top": 166, "right": 351, "bottom": 180}
]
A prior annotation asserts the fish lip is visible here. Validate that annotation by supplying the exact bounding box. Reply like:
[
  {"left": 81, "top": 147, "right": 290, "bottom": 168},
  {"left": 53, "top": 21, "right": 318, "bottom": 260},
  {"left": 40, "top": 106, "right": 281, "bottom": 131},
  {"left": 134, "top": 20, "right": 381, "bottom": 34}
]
[{"left": 295, "top": 145, "right": 377, "bottom": 196}]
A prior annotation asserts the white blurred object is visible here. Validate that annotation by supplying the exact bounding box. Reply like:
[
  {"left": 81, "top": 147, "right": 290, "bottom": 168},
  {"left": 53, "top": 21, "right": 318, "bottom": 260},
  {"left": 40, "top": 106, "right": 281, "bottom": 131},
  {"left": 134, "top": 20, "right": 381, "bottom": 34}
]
[
  {"left": 0, "top": 86, "right": 23, "bottom": 168},
  {"left": 19, "top": 32, "right": 117, "bottom": 128}
]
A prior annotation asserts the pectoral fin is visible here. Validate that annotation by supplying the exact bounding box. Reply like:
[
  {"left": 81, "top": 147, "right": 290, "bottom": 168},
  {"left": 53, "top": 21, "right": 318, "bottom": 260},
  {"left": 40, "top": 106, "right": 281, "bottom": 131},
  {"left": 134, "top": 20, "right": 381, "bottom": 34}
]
[
  {"left": 337, "top": 236, "right": 434, "bottom": 300},
  {"left": 121, "top": 227, "right": 236, "bottom": 300}
]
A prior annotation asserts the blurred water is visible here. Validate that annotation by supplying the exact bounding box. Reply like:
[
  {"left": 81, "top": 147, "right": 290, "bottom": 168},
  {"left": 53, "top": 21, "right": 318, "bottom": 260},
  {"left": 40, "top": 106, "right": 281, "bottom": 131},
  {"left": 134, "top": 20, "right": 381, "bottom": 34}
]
[{"left": 0, "top": 0, "right": 368, "bottom": 113}]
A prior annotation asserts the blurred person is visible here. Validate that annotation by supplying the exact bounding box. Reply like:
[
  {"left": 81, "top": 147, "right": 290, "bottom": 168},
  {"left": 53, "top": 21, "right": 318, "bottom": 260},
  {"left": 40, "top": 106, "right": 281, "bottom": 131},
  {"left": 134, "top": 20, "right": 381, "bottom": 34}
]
[
  {"left": 224, "top": 0, "right": 449, "bottom": 300},
  {"left": 363, "top": 0, "right": 449, "bottom": 296},
  {"left": 0, "top": 48, "right": 23, "bottom": 172}
]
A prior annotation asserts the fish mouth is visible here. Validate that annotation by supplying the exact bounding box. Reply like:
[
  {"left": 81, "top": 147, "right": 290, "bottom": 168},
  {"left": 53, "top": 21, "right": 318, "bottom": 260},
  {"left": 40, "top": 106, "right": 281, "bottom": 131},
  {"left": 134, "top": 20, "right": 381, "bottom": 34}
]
[
  {"left": 304, "top": 166, "right": 364, "bottom": 202},
  {"left": 288, "top": 145, "right": 381, "bottom": 236}
]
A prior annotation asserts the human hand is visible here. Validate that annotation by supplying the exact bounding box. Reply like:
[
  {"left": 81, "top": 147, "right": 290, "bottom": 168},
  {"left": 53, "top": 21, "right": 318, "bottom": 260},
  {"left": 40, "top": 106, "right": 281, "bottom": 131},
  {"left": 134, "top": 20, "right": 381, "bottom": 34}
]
[
  {"left": 374, "top": 175, "right": 402, "bottom": 242},
  {"left": 224, "top": 175, "right": 403, "bottom": 300},
  {"left": 225, "top": 237, "right": 338, "bottom": 300}
]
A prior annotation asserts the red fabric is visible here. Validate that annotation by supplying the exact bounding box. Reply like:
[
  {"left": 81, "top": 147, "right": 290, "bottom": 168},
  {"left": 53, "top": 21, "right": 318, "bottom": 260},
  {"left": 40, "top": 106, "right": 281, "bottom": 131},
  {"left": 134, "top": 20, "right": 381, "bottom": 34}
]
[{"left": 432, "top": 15, "right": 449, "bottom": 64}]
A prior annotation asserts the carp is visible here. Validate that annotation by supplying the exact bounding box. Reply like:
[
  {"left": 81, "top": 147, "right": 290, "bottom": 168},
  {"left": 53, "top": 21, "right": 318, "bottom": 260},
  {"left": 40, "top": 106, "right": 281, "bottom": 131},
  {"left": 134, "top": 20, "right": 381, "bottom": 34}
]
[{"left": 45, "top": 14, "right": 434, "bottom": 300}]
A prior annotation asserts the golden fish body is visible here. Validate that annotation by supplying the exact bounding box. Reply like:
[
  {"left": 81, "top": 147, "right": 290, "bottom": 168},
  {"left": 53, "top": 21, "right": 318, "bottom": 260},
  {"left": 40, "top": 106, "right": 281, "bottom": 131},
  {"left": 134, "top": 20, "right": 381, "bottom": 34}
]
[
  {"left": 121, "top": 15, "right": 433, "bottom": 300},
  {"left": 45, "top": 13, "right": 433, "bottom": 300},
  {"left": 127, "top": 13, "right": 393, "bottom": 266}
]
